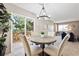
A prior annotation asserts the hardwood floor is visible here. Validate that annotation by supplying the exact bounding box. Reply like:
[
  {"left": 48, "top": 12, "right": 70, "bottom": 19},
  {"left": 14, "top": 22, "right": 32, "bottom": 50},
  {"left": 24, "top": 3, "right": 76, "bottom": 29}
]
[
  {"left": 62, "top": 42, "right": 79, "bottom": 56},
  {"left": 12, "top": 41, "right": 79, "bottom": 56}
]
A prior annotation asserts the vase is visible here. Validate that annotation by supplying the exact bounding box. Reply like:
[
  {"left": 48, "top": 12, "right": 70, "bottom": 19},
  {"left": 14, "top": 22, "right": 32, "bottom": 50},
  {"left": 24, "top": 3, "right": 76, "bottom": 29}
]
[{"left": 41, "top": 34, "right": 44, "bottom": 37}]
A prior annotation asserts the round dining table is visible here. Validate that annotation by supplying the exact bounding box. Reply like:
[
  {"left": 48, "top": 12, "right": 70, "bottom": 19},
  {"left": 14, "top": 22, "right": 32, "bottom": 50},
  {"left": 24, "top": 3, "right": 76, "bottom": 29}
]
[{"left": 30, "top": 35, "right": 56, "bottom": 56}]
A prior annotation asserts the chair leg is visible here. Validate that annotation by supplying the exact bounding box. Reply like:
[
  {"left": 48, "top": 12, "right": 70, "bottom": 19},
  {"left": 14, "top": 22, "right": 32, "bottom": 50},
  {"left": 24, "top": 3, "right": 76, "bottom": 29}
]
[
  {"left": 25, "top": 53, "right": 27, "bottom": 56},
  {"left": 61, "top": 54, "right": 63, "bottom": 56}
]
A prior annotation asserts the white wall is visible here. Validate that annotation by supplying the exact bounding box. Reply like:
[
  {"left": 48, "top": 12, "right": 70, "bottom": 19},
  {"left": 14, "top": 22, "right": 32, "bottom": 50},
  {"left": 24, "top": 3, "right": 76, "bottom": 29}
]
[{"left": 5, "top": 30, "right": 11, "bottom": 55}]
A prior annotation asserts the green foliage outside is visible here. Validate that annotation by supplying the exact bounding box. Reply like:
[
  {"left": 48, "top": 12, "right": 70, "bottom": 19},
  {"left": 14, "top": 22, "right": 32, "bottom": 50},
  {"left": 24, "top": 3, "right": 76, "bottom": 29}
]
[
  {"left": 26, "top": 20, "right": 33, "bottom": 31},
  {"left": 12, "top": 15, "right": 25, "bottom": 33}
]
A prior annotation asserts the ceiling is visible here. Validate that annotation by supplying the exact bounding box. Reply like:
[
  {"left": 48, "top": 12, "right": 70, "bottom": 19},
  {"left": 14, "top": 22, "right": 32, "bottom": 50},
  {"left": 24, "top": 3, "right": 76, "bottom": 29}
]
[{"left": 13, "top": 3, "right": 79, "bottom": 21}]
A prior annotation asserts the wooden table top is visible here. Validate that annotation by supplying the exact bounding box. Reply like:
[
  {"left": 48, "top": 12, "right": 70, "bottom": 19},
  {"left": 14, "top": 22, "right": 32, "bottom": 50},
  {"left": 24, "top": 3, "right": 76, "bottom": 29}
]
[{"left": 30, "top": 35, "right": 56, "bottom": 44}]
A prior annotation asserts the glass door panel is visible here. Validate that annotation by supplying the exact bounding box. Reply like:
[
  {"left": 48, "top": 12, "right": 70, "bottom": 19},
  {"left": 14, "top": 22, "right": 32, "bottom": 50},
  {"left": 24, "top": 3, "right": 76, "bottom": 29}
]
[{"left": 11, "top": 14, "right": 25, "bottom": 42}]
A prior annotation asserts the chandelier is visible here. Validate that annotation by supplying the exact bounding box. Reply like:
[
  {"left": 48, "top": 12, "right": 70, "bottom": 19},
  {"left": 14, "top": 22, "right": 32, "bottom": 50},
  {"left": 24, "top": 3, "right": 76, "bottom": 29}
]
[{"left": 37, "top": 4, "right": 51, "bottom": 20}]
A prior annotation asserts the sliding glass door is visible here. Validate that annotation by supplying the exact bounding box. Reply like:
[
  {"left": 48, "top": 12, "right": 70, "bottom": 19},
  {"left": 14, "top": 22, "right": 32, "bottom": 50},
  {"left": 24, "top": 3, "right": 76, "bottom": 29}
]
[
  {"left": 11, "top": 14, "right": 25, "bottom": 42},
  {"left": 25, "top": 18, "right": 34, "bottom": 36}
]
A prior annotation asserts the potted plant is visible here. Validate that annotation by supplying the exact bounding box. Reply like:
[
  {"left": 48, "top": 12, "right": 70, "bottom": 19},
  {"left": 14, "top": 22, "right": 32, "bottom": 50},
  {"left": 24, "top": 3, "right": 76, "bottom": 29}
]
[
  {"left": 40, "top": 32, "right": 45, "bottom": 37},
  {"left": 0, "top": 3, "right": 10, "bottom": 56}
]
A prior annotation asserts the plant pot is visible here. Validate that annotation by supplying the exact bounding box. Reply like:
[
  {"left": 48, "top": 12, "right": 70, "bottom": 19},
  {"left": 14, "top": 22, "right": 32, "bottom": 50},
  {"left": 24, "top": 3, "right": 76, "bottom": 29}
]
[{"left": 0, "top": 46, "right": 6, "bottom": 56}]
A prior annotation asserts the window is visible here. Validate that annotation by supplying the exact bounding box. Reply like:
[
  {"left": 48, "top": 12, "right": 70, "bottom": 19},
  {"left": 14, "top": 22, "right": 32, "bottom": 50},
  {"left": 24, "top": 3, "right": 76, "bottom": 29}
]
[
  {"left": 12, "top": 14, "right": 25, "bottom": 33},
  {"left": 26, "top": 18, "right": 34, "bottom": 32},
  {"left": 48, "top": 24, "right": 54, "bottom": 36},
  {"left": 11, "top": 14, "right": 26, "bottom": 42},
  {"left": 58, "top": 24, "right": 68, "bottom": 31}
]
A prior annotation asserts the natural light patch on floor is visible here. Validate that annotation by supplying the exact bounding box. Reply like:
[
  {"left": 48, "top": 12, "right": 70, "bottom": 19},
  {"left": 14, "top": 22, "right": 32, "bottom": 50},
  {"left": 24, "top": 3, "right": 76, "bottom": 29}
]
[{"left": 12, "top": 42, "right": 25, "bottom": 56}]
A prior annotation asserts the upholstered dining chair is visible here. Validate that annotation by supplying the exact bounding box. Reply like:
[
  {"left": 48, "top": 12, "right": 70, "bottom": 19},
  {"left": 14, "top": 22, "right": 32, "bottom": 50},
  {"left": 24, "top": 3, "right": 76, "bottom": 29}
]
[
  {"left": 44, "top": 34, "right": 70, "bottom": 56},
  {"left": 19, "top": 34, "right": 42, "bottom": 56}
]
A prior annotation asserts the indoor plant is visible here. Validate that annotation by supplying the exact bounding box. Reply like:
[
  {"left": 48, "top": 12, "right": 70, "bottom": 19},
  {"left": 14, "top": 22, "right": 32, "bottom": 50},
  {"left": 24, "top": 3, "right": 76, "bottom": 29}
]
[{"left": 0, "top": 3, "right": 10, "bottom": 56}]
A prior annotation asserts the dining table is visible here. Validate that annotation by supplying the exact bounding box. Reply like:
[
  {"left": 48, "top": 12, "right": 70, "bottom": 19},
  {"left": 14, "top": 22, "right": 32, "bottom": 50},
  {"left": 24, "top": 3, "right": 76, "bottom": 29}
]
[{"left": 30, "top": 35, "right": 56, "bottom": 56}]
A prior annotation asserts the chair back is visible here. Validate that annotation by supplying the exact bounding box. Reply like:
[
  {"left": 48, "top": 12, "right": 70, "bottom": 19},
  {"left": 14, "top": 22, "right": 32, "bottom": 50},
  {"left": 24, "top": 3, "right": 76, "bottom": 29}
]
[
  {"left": 19, "top": 34, "right": 31, "bottom": 56},
  {"left": 57, "top": 34, "right": 70, "bottom": 56},
  {"left": 68, "top": 32, "right": 75, "bottom": 42}
]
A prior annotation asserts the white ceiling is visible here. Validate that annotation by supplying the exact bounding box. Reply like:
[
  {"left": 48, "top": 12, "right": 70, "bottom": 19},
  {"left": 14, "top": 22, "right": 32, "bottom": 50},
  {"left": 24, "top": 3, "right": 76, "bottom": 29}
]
[{"left": 13, "top": 3, "right": 79, "bottom": 21}]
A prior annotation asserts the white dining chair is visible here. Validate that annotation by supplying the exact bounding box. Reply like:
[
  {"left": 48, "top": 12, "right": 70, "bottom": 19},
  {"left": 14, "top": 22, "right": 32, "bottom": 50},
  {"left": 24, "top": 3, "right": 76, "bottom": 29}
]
[
  {"left": 44, "top": 34, "right": 70, "bottom": 56},
  {"left": 19, "top": 34, "right": 42, "bottom": 56}
]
